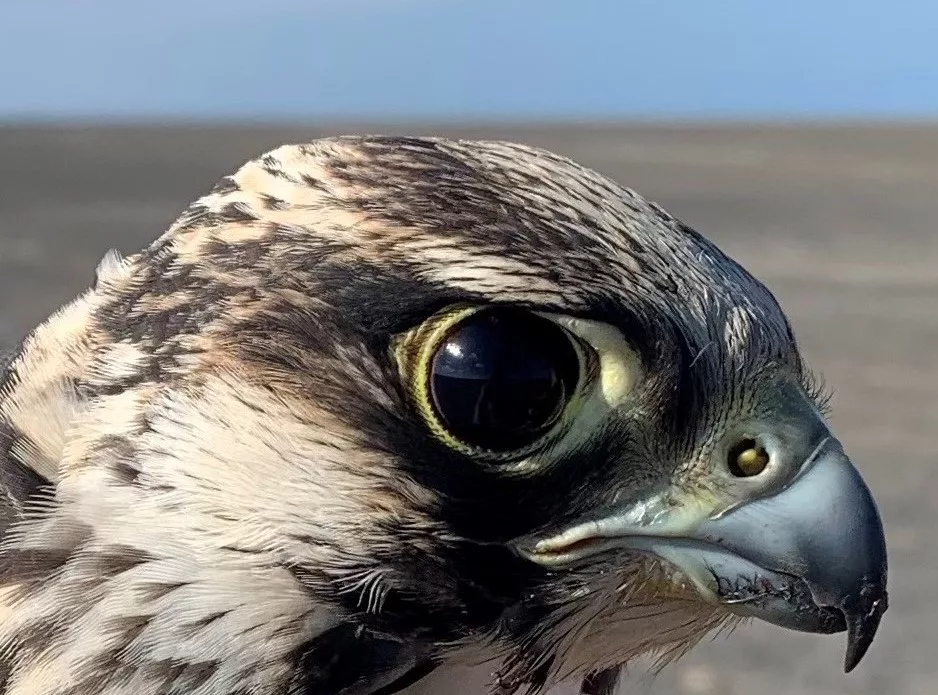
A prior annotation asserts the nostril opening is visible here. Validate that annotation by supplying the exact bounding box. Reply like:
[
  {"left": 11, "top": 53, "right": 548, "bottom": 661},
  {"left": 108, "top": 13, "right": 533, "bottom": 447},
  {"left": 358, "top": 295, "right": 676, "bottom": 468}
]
[{"left": 727, "top": 437, "right": 770, "bottom": 477}]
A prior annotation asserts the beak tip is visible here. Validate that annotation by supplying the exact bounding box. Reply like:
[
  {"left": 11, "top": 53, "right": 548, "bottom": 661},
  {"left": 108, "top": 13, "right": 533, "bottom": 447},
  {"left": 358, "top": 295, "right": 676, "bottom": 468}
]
[{"left": 842, "top": 589, "right": 889, "bottom": 673}]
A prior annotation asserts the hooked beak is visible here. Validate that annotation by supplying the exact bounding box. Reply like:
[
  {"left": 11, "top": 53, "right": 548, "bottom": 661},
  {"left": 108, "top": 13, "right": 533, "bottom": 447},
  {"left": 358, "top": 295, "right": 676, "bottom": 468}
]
[{"left": 518, "top": 438, "right": 888, "bottom": 673}]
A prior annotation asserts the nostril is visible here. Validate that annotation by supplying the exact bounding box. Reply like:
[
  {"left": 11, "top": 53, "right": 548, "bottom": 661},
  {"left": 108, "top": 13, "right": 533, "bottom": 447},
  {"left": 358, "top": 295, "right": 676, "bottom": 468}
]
[{"left": 727, "top": 437, "right": 770, "bottom": 477}]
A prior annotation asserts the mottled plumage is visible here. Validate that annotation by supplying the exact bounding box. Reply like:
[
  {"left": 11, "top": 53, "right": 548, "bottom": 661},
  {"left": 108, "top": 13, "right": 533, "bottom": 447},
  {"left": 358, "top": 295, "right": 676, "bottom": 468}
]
[{"left": 0, "top": 136, "right": 886, "bottom": 695}]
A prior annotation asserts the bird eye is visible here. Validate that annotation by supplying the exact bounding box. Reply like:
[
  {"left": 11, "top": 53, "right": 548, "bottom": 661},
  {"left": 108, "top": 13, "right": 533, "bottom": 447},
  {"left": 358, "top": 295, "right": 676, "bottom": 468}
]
[
  {"left": 727, "top": 438, "right": 770, "bottom": 477},
  {"left": 425, "top": 308, "right": 581, "bottom": 453}
]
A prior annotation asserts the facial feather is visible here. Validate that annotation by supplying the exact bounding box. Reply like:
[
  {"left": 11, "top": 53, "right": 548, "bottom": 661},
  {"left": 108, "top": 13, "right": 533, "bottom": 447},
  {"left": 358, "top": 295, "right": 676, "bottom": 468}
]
[{"left": 0, "top": 135, "right": 816, "bottom": 695}]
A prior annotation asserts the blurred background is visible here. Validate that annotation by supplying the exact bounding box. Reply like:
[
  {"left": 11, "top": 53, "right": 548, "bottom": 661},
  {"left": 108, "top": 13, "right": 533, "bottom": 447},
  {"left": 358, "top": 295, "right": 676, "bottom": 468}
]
[{"left": 1, "top": 1, "right": 935, "bottom": 694}]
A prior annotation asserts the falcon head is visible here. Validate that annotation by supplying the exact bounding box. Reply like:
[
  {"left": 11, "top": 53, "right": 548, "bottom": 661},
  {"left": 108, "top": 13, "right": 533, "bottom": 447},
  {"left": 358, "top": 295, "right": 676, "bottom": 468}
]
[{"left": 0, "top": 136, "right": 887, "bottom": 695}]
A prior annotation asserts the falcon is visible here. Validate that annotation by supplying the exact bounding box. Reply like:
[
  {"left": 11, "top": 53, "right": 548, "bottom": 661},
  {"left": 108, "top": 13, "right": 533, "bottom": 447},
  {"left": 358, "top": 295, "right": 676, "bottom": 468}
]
[{"left": 0, "top": 136, "right": 888, "bottom": 695}]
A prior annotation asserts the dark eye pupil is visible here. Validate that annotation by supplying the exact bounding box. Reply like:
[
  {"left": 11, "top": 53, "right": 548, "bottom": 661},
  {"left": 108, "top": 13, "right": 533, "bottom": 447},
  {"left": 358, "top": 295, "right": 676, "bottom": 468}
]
[{"left": 429, "top": 308, "right": 579, "bottom": 451}]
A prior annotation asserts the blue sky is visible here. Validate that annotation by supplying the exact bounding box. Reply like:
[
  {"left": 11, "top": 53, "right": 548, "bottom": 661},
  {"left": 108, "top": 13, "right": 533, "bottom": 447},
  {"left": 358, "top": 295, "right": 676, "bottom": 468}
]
[{"left": 2, "top": 0, "right": 937, "bottom": 120}]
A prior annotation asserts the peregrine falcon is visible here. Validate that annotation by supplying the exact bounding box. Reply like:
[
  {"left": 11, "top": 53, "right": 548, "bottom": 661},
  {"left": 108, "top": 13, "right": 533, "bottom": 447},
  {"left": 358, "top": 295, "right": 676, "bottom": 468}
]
[{"left": 0, "top": 136, "right": 887, "bottom": 695}]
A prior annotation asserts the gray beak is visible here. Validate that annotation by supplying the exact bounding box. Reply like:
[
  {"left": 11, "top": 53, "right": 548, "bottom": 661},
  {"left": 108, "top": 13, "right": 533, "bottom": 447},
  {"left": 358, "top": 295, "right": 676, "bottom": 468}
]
[
  {"left": 693, "top": 438, "right": 888, "bottom": 671},
  {"left": 519, "top": 437, "right": 888, "bottom": 672}
]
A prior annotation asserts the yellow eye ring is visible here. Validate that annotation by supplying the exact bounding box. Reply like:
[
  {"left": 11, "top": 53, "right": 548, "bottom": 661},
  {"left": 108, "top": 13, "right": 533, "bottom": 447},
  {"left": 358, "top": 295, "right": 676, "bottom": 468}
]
[{"left": 727, "top": 438, "right": 770, "bottom": 477}]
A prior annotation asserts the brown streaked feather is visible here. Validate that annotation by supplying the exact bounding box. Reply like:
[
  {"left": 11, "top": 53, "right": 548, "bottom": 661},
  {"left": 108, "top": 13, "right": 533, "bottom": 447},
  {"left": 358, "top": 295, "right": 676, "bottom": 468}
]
[{"left": 0, "top": 135, "right": 802, "bottom": 695}]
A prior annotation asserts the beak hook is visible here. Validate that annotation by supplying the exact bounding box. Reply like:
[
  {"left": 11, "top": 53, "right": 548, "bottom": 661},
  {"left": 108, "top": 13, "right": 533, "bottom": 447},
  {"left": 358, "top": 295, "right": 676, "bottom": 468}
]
[{"left": 843, "top": 583, "right": 889, "bottom": 673}]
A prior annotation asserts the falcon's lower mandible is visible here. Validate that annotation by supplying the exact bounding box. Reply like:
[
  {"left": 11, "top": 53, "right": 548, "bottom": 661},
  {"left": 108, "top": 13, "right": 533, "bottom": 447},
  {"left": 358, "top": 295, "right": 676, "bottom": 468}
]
[{"left": 0, "top": 136, "right": 887, "bottom": 695}]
